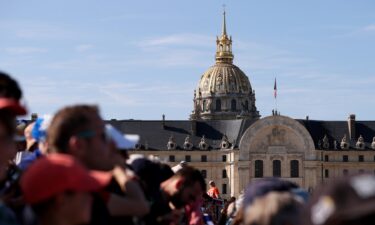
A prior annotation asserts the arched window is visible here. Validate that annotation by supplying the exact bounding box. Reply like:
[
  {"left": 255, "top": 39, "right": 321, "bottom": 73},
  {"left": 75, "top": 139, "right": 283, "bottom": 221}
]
[
  {"left": 216, "top": 99, "right": 221, "bottom": 111},
  {"left": 231, "top": 99, "right": 236, "bottom": 111},
  {"left": 202, "top": 100, "right": 206, "bottom": 111},
  {"left": 273, "top": 160, "right": 281, "bottom": 177},
  {"left": 245, "top": 100, "right": 249, "bottom": 110},
  {"left": 254, "top": 160, "right": 263, "bottom": 178},
  {"left": 290, "top": 160, "right": 299, "bottom": 178}
]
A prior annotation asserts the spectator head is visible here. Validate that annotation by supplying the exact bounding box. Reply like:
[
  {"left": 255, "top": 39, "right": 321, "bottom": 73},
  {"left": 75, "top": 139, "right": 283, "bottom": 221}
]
[
  {"left": 209, "top": 180, "right": 216, "bottom": 187},
  {"left": 304, "top": 174, "right": 375, "bottom": 225},
  {"left": 128, "top": 156, "right": 172, "bottom": 198},
  {"left": 47, "top": 105, "right": 112, "bottom": 171},
  {"left": 31, "top": 115, "right": 52, "bottom": 155},
  {"left": 161, "top": 166, "right": 206, "bottom": 209},
  {"left": 24, "top": 122, "right": 38, "bottom": 152},
  {"left": 0, "top": 72, "right": 26, "bottom": 182},
  {"left": 243, "top": 178, "right": 298, "bottom": 208},
  {"left": 243, "top": 192, "right": 301, "bottom": 225},
  {"left": 20, "top": 153, "right": 111, "bottom": 224}
]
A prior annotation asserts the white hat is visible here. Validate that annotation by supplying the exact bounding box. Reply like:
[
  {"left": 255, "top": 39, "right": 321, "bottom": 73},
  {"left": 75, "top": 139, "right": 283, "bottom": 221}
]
[{"left": 105, "top": 124, "right": 139, "bottom": 150}]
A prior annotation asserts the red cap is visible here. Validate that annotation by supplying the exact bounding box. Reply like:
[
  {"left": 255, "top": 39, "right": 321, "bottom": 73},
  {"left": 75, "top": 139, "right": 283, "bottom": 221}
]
[
  {"left": 0, "top": 98, "right": 27, "bottom": 115},
  {"left": 20, "top": 154, "right": 111, "bottom": 204}
]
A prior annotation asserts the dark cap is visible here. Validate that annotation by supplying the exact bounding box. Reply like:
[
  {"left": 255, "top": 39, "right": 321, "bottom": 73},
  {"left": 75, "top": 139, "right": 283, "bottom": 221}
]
[{"left": 305, "top": 174, "right": 375, "bottom": 225}]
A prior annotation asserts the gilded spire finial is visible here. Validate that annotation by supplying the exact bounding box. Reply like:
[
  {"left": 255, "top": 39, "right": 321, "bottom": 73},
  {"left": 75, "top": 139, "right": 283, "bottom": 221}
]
[
  {"left": 215, "top": 6, "right": 233, "bottom": 64},
  {"left": 222, "top": 4, "right": 227, "bottom": 36}
]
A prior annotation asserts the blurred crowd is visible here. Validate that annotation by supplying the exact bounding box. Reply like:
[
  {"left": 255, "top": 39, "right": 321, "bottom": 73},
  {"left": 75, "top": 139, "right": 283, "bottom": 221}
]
[{"left": 1, "top": 71, "right": 375, "bottom": 225}]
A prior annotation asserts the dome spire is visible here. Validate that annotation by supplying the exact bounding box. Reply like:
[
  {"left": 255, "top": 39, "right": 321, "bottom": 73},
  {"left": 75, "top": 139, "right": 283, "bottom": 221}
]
[
  {"left": 215, "top": 6, "right": 234, "bottom": 64},
  {"left": 222, "top": 5, "right": 227, "bottom": 36}
]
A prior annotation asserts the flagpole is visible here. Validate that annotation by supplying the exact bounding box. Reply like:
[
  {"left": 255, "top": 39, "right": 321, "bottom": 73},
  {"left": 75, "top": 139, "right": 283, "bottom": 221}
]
[{"left": 274, "top": 77, "right": 277, "bottom": 115}]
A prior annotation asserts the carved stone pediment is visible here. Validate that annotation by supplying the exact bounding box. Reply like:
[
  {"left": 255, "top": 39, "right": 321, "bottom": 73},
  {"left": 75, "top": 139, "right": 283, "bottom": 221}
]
[{"left": 267, "top": 127, "right": 286, "bottom": 146}]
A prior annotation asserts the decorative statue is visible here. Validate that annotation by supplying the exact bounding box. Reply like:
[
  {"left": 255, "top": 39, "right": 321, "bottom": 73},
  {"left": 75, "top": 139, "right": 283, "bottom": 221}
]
[
  {"left": 341, "top": 134, "right": 348, "bottom": 149},
  {"left": 184, "top": 135, "right": 192, "bottom": 150},
  {"left": 167, "top": 135, "right": 176, "bottom": 150},
  {"left": 356, "top": 135, "right": 365, "bottom": 149},
  {"left": 199, "top": 135, "right": 208, "bottom": 150}
]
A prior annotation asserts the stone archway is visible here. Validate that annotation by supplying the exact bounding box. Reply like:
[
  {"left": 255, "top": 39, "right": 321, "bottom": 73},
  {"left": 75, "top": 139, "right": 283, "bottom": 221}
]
[
  {"left": 239, "top": 115, "right": 315, "bottom": 159},
  {"left": 234, "top": 115, "right": 317, "bottom": 195}
]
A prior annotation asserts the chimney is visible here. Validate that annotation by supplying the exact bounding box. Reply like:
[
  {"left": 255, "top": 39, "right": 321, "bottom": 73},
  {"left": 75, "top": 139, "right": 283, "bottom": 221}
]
[
  {"left": 162, "top": 114, "right": 165, "bottom": 128},
  {"left": 348, "top": 114, "right": 356, "bottom": 141},
  {"left": 191, "top": 119, "right": 197, "bottom": 135},
  {"left": 306, "top": 115, "right": 309, "bottom": 121}
]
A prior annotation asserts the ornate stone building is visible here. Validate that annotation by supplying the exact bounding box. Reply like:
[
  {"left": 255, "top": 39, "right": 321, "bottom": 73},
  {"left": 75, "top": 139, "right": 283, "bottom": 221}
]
[{"left": 109, "top": 12, "right": 375, "bottom": 198}]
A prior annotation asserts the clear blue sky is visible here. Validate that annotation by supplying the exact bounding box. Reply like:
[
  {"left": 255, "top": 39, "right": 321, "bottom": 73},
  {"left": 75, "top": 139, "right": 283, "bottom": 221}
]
[{"left": 1, "top": 1, "right": 374, "bottom": 120}]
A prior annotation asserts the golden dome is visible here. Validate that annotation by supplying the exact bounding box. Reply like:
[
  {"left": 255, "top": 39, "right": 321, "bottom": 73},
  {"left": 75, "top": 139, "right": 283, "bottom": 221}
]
[
  {"left": 198, "top": 63, "right": 252, "bottom": 96},
  {"left": 191, "top": 10, "right": 260, "bottom": 120}
]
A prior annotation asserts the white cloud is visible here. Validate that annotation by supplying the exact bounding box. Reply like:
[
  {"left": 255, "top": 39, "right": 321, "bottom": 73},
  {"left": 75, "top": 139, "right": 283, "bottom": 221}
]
[
  {"left": 139, "top": 34, "right": 214, "bottom": 48},
  {"left": 5, "top": 47, "right": 47, "bottom": 54},
  {"left": 0, "top": 20, "right": 76, "bottom": 40},
  {"left": 363, "top": 24, "right": 375, "bottom": 32},
  {"left": 75, "top": 44, "right": 94, "bottom": 52}
]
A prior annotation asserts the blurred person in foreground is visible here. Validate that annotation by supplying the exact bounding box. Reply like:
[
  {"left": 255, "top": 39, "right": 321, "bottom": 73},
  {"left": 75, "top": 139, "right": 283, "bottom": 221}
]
[
  {"left": 15, "top": 116, "right": 52, "bottom": 171},
  {"left": 207, "top": 181, "right": 220, "bottom": 199},
  {"left": 229, "top": 178, "right": 302, "bottom": 225},
  {"left": 20, "top": 154, "right": 111, "bottom": 225},
  {"left": 243, "top": 191, "right": 301, "bottom": 225},
  {"left": 0, "top": 72, "right": 27, "bottom": 225},
  {"left": 152, "top": 166, "right": 206, "bottom": 225},
  {"left": 47, "top": 104, "right": 149, "bottom": 225},
  {"left": 303, "top": 173, "right": 375, "bottom": 225}
]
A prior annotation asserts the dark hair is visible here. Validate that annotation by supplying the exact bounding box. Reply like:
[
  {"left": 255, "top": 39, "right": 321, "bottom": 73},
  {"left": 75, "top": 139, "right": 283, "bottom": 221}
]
[
  {"left": 47, "top": 105, "right": 99, "bottom": 153},
  {"left": 0, "top": 71, "right": 22, "bottom": 100},
  {"left": 175, "top": 166, "right": 206, "bottom": 191}
]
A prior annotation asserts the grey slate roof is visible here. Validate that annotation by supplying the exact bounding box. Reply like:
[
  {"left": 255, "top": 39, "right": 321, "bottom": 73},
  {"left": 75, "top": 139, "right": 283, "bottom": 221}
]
[
  {"left": 106, "top": 118, "right": 375, "bottom": 151},
  {"left": 107, "top": 119, "right": 255, "bottom": 150},
  {"left": 298, "top": 120, "right": 375, "bottom": 150}
]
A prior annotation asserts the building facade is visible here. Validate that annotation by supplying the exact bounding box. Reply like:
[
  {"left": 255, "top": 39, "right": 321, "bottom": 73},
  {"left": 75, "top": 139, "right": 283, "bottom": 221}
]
[{"left": 109, "top": 12, "right": 375, "bottom": 199}]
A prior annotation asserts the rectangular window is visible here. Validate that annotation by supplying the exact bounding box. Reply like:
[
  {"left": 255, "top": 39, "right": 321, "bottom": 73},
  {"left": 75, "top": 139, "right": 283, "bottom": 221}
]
[
  {"left": 324, "top": 155, "right": 329, "bottom": 162},
  {"left": 290, "top": 160, "right": 299, "bottom": 178},
  {"left": 185, "top": 155, "right": 191, "bottom": 162},
  {"left": 343, "top": 155, "right": 348, "bottom": 162},
  {"left": 359, "top": 155, "right": 364, "bottom": 162},
  {"left": 343, "top": 169, "right": 349, "bottom": 176},
  {"left": 273, "top": 160, "right": 281, "bottom": 177},
  {"left": 222, "top": 155, "right": 227, "bottom": 162},
  {"left": 201, "top": 155, "right": 207, "bottom": 162},
  {"left": 255, "top": 160, "right": 263, "bottom": 178},
  {"left": 222, "top": 184, "right": 227, "bottom": 194},
  {"left": 201, "top": 170, "right": 207, "bottom": 179},
  {"left": 325, "top": 169, "right": 329, "bottom": 178},
  {"left": 169, "top": 155, "right": 175, "bottom": 162},
  {"left": 222, "top": 169, "right": 227, "bottom": 178}
]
